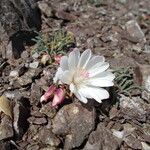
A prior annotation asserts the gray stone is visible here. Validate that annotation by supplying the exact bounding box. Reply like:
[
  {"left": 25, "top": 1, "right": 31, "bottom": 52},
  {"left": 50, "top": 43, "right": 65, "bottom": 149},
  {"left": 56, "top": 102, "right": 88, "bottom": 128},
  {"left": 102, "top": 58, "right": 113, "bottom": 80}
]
[
  {"left": 17, "top": 68, "right": 42, "bottom": 86},
  {"left": 30, "top": 83, "right": 43, "bottom": 105},
  {"left": 26, "top": 143, "right": 40, "bottom": 150},
  {"left": 144, "top": 45, "right": 150, "bottom": 53},
  {"left": 38, "top": 1, "right": 53, "bottom": 17},
  {"left": 5, "top": 41, "right": 13, "bottom": 60},
  {"left": 141, "top": 142, "right": 150, "bottom": 150},
  {"left": 28, "top": 116, "right": 47, "bottom": 125},
  {"left": 141, "top": 90, "right": 150, "bottom": 103},
  {"left": 26, "top": 68, "right": 42, "bottom": 78},
  {"left": 17, "top": 75, "right": 32, "bottom": 86},
  {"left": 55, "top": 10, "right": 77, "bottom": 21},
  {"left": 21, "top": 51, "right": 29, "bottom": 59},
  {"left": 84, "top": 124, "right": 121, "bottom": 150},
  {"left": 119, "top": 94, "right": 150, "bottom": 122},
  {"left": 29, "top": 61, "right": 39, "bottom": 69},
  {"left": 32, "top": 52, "right": 39, "bottom": 59},
  {"left": 123, "top": 134, "right": 142, "bottom": 149},
  {"left": 40, "top": 104, "right": 57, "bottom": 119},
  {"left": 143, "top": 123, "right": 150, "bottom": 137},
  {"left": 9, "top": 70, "right": 19, "bottom": 77},
  {"left": 125, "top": 20, "right": 146, "bottom": 43},
  {"left": 0, "top": 115, "right": 14, "bottom": 140},
  {"left": 52, "top": 102, "right": 95, "bottom": 149},
  {"left": 132, "top": 44, "right": 143, "bottom": 53},
  {"left": 3, "top": 90, "right": 21, "bottom": 100},
  {"left": 35, "top": 128, "right": 60, "bottom": 147}
]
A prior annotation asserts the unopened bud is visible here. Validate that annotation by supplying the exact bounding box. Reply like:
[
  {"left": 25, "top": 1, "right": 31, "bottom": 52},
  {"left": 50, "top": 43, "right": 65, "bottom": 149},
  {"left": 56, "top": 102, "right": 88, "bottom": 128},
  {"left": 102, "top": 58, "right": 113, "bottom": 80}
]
[
  {"left": 40, "top": 85, "right": 56, "bottom": 103},
  {"left": 52, "top": 88, "right": 65, "bottom": 107}
]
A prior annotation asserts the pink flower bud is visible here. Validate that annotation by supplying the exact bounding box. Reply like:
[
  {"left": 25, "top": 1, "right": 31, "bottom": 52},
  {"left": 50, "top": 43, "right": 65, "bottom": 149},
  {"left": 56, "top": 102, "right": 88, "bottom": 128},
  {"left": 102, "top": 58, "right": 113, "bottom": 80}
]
[
  {"left": 40, "top": 85, "right": 56, "bottom": 103},
  {"left": 54, "top": 54, "right": 62, "bottom": 65},
  {"left": 52, "top": 88, "right": 65, "bottom": 107}
]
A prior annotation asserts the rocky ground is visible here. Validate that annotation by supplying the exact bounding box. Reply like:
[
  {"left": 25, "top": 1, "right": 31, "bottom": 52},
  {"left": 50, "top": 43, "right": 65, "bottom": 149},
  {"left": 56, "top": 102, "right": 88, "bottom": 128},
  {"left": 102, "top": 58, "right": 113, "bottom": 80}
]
[{"left": 0, "top": 0, "right": 150, "bottom": 150}]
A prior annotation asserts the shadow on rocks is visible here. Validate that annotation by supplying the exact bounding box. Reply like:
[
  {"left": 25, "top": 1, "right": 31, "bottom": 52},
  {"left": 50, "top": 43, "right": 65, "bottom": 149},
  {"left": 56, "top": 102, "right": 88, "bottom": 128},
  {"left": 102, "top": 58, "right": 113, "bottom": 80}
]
[
  {"left": 13, "top": 97, "right": 31, "bottom": 140},
  {"left": 0, "top": 0, "right": 42, "bottom": 59}
]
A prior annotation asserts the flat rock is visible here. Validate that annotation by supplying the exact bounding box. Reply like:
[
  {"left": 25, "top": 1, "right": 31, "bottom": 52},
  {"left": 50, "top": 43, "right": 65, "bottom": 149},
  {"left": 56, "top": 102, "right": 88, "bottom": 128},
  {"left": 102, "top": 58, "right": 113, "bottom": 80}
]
[
  {"left": 30, "top": 83, "right": 43, "bottom": 105},
  {"left": 38, "top": 1, "right": 53, "bottom": 17},
  {"left": 123, "top": 134, "right": 142, "bottom": 149},
  {"left": 9, "top": 70, "right": 19, "bottom": 77},
  {"left": 17, "top": 68, "right": 42, "bottom": 86},
  {"left": 3, "top": 90, "right": 21, "bottom": 100},
  {"left": 0, "top": 115, "right": 14, "bottom": 140},
  {"left": 84, "top": 123, "right": 121, "bottom": 150},
  {"left": 119, "top": 94, "right": 150, "bottom": 122},
  {"left": 28, "top": 116, "right": 47, "bottom": 125},
  {"left": 21, "top": 124, "right": 60, "bottom": 149},
  {"left": 35, "top": 128, "right": 60, "bottom": 147},
  {"left": 52, "top": 102, "right": 95, "bottom": 149},
  {"left": 125, "top": 20, "right": 146, "bottom": 43},
  {"left": 17, "top": 75, "right": 32, "bottom": 86},
  {"left": 40, "top": 104, "right": 57, "bottom": 119},
  {"left": 55, "top": 10, "right": 77, "bottom": 21}
]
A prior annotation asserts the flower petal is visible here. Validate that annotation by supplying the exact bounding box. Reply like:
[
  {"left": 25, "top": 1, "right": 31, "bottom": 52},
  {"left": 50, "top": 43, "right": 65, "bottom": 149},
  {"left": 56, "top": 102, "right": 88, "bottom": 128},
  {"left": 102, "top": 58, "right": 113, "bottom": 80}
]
[
  {"left": 69, "top": 83, "right": 76, "bottom": 93},
  {"left": 86, "top": 72, "right": 115, "bottom": 87},
  {"left": 60, "top": 70, "right": 74, "bottom": 84},
  {"left": 79, "top": 86, "right": 109, "bottom": 103},
  {"left": 52, "top": 88, "right": 65, "bottom": 107},
  {"left": 89, "top": 62, "right": 109, "bottom": 77},
  {"left": 74, "top": 91, "right": 88, "bottom": 103},
  {"left": 53, "top": 67, "right": 63, "bottom": 83},
  {"left": 86, "top": 79, "right": 114, "bottom": 87},
  {"left": 86, "top": 55, "right": 105, "bottom": 70},
  {"left": 93, "top": 71, "right": 115, "bottom": 80},
  {"left": 60, "top": 56, "right": 68, "bottom": 71},
  {"left": 68, "top": 48, "right": 80, "bottom": 70},
  {"left": 78, "top": 49, "right": 91, "bottom": 69}
]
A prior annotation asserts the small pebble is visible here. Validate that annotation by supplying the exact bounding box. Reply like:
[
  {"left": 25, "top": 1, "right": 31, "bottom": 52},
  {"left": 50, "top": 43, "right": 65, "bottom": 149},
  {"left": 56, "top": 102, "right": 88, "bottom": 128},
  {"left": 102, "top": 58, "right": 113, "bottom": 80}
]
[
  {"left": 29, "top": 61, "right": 39, "bottom": 69},
  {"left": 9, "top": 70, "right": 19, "bottom": 77}
]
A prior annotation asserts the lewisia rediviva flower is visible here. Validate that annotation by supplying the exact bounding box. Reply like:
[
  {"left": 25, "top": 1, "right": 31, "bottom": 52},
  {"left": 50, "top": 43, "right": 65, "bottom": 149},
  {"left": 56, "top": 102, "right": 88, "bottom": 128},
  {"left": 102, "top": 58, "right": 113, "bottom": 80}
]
[{"left": 53, "top": 48, "right": 115, "bottom": 103}]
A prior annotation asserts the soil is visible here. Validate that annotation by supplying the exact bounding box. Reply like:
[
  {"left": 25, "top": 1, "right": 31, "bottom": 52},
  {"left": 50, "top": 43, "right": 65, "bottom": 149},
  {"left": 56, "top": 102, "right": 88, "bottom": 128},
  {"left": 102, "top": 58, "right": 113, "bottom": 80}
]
[{"left": 0, "top": 0, "right": 150, "bottom": 150}]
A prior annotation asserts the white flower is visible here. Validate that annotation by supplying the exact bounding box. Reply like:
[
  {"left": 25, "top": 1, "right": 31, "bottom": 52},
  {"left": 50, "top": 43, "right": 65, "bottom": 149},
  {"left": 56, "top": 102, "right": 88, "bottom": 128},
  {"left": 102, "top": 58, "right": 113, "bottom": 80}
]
[
  {"left": 145, "top": 76, "right": 150, "bottom": 92},
  {"left": 54, "top": 48, "right": 115, "bottom": 103}
]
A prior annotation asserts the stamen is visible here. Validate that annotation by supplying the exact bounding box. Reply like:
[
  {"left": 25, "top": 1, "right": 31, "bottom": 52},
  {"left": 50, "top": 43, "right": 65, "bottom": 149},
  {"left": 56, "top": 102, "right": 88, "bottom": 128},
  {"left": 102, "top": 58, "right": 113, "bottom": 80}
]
[{"left": 80, "top": 70, "right": 89, "bottom": 78}]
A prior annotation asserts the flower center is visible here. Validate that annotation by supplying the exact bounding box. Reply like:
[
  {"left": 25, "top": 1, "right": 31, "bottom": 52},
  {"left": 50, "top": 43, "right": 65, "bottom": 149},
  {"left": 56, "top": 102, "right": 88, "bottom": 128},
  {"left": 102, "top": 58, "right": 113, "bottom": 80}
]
[
  {"left": 72, "top": 69, "right": 89, "bottom": 88},
  {"left": 80, "top": 70, "right": 89, "bottom": 78}
]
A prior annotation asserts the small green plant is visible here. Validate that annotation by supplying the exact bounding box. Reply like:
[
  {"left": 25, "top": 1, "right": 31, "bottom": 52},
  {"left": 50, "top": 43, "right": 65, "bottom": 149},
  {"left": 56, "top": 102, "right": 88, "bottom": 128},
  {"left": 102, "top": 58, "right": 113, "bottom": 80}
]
[
  {"left": 32, "top": 32, "right": 49, "bottom": 54},
  {"left": 32, "top": 30, "right": 75, "bottom": 63},
  {"left": 113, "top": 67, "right": 142, "bottom": 96}
]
